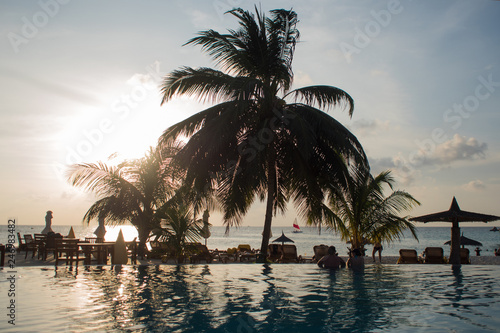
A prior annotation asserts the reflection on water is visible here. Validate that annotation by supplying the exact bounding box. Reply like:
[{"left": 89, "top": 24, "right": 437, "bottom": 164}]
[{"left": 2, "top": 264, "right": 500, "bottom": 332}]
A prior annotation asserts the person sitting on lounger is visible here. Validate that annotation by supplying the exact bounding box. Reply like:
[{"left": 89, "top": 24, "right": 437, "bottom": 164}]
[
  {"left": 347, "top": 248, "right": 364, "bottom": 269},
  {"left": 317, "top": 246, "right": 345, "bottom": 269}
]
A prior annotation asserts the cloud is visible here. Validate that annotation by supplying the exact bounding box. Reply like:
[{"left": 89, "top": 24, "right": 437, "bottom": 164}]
[
  {"left": 434, "top": 135, "right": 487, "bottom": 163},
  {"left": 294, "top": 70, "right": 314, "bottom": 87},
  {"left": 126, "top": 73, "right": 157, "bottom": 90},
  {"left": 188, "top": 9, "right": 213, "bottom": 28},
  {"left": 370, "top": 155, "right": 418, "bottom": 186},
  {"left": 412, "top": 134, "right": 487, "bottom": 166},
  {"left": 461, "top": 180, "right": 486, "bottom": 191},
  {"left": 351, "top": 118, "right": 390, "bottom": 135},
  {"left": 367, "top": 134, "right": 488, "bottom": 187}
]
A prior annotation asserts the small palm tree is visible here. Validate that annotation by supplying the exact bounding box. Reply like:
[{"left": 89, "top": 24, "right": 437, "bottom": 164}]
[
  {"left": 325, "top": 170, "right": 420, "bottom": 251},
  {"left": 159, "top": 7, "right": 368, "bottom": 259},
  {"left": 67, "top": 144, "right": 182, "bottom": 255},
  {"left": 153, "top": 202, "right": 203, "bottom": 263}
]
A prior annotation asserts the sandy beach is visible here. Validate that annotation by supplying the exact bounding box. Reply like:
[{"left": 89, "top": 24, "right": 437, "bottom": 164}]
[{"left": 7, "top": 251, "right": 500, "bottom": 267}]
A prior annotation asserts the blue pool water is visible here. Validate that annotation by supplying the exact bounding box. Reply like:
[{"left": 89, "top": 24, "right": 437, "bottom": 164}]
[{"left": 1, "top": 264, "right": 500, "bottom": 332}]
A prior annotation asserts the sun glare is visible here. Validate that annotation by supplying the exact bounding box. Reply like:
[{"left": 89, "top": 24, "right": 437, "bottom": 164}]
[{"left": 104, "top": 225, "right": 139, "bottom": 242}]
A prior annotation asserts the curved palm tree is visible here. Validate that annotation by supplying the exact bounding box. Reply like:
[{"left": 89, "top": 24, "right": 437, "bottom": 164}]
[
  {"left": 159, "top": 8, "right": 369, "bottom": 259},
  {"left": 67, "top": 144, "right": 183, "bottom": 255},
  {"left": 325, "top": 170, "right": 420, "bottom": 251}
]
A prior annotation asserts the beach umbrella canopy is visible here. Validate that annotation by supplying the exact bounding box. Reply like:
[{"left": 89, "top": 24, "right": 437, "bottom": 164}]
[
  {"left": 67, "top": 226, "right": 76, "bottom": 239},
  {"left": 410, "top": 197, "right": 500, "bottom": 265},
  {"left": 273, "top": 232, "right": 294, "bottom": 245},
  {"left": 444, "top": 234, "right": 482, "bottom": 247}
]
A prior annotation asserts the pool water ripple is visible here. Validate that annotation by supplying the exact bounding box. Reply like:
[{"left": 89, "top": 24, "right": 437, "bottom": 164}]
[{"left": 2, "top": 264, "right": 500, "bottom": 332}]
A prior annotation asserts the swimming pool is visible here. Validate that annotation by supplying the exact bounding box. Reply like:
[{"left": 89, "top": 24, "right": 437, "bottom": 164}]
[{"left": 2, "top": 264, "right": 499, "bottom": 332}]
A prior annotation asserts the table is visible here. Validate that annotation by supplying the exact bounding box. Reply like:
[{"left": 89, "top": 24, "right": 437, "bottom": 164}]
[{"left": 78, "top": 242, "right": 114, "bottom": 265}]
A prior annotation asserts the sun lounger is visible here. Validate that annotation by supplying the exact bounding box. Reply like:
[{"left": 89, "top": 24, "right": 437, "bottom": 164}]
[
  {"left": 313, "top": 245, "right": 329, "bottom": 262},
  {"left": 237, "top": 244, "right": 252, "bottom": 252},
  {"left": 397, "top": 249, "right": 422, "bottom": 264},
  {"left": 460, "top": 248, "right": 471, "bottom": 264},
  {"left": 424, "top": 247, "right": 447, "bottom": 264},
  {"left": 280, "top": 244, "right": 299, "bottom": 263}
]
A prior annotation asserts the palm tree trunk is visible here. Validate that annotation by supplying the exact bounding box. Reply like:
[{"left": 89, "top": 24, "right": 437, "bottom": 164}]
[
  {"left": 258, "top": 154, "right": 277, "bottom": 263},
  {"left": 137, "top": 227, "right": 151, "bottom": 258}
]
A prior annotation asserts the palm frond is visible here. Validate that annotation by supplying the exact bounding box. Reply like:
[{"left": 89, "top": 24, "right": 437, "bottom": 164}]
[
  {"left": 161, "top": 67, "right": 247, "bottom": 105},
  {"left": 285, "top": 86, "right": 354, "bottom": 116}
]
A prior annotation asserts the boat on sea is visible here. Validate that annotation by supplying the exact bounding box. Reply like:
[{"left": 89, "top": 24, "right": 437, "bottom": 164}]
[
  {"left": 292, "top": 219, "right": 303, "bottom": 233},
  {"left": 490, "top": 227, "right": 499, "bottom": 232}
]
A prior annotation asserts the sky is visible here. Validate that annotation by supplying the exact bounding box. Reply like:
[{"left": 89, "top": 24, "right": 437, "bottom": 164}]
[{"left": 1, "top": 0, "right": 500, "bottom": 228}]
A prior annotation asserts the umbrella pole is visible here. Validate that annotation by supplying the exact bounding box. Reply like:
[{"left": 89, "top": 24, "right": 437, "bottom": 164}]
[{"left": 450, "top": 220, "right": 461, "bottom": 265}]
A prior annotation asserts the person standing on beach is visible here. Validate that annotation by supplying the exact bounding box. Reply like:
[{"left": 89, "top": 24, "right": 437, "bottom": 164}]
[
  {"left": 317, "top": 246, "right": 345, "bottom": 269},
  {"left": 372, "top": 241, "right": 383, "bottom": 263}
]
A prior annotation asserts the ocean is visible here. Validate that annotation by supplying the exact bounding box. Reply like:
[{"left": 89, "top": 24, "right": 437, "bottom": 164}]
[{"left": 2, "top": 223, "right": 500, "bottom": 257}]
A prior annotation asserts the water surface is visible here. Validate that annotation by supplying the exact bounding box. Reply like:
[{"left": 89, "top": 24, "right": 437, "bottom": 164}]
[{"left": 1, "top": 264, "right": 499, "bottom": 332}]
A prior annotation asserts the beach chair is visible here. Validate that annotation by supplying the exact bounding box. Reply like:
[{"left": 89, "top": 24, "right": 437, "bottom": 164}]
[
  {"left": 424, "top": 247, "right": 446, "bottom": 264},
  {"left": 460, "top": 248, "right": 471, "bottom": 264},
  {"left": 34, "top": 234, "right": 47, "bottom": 259},
  {"left": 397, "top": 249, "right": 421, "bottom": 264},
  {"left": 17, "top": 232, "right": 26, "bottom": 252},
  {"left": 313, "top": 245, "right": 329, "bottom": 262},
  {"left": 268, "top": 244, "right": 281, "bottom": 262},
  {"left": 280, "top": 244, "right": 299, "bottom": 263},
  {"left": 23, "top": 234, "right": 37, "bottom": 259},
  {"left": 41, "top": 233, "right": 62, "bottom": 260}
]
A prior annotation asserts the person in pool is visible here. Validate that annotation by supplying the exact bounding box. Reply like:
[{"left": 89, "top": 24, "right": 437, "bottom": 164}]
[
  {"left": 347, "top": 248, "right": 364, "bottom": 269},
  {"left": 317, "top": 246, "right": 345, "bottom": 269}
]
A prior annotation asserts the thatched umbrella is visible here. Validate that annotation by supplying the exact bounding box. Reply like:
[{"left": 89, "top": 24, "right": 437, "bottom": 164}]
[
  {"left": 200, "top": 209, "right": 211, "bottom": 246},
  {"left": 410, "top": 197, "right": 500, "bottom": 265},
  {"left": 41, "top": 210, "right": 54, "bottom": 234},
  {"left": 94, "top": 215, "right": 106, "bottom": 239},
  {"left": 273, "top": 232, "right": 294, "bottom": 246},
  {"left": 444, "top": 233, "right": 482, "bottom": 248}
]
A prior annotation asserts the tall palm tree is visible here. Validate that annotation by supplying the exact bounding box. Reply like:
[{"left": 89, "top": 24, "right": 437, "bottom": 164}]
[
  {"left": 325, "top": 170, "right": 420, "bottom": 251},
  {"left": 159, "top": 7, "right": 368, "bottom": 260},
  {"left": 67, "top": 144, "right": 182, "bottom": 255}
]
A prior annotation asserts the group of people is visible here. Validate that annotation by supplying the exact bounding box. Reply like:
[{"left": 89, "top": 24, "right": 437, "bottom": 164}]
[
  {"left": 317, "top": 242, "right": 383, "bottom": 270},
  {"left": 316, "top": 246, "right": 364, "bottom": 269}
]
